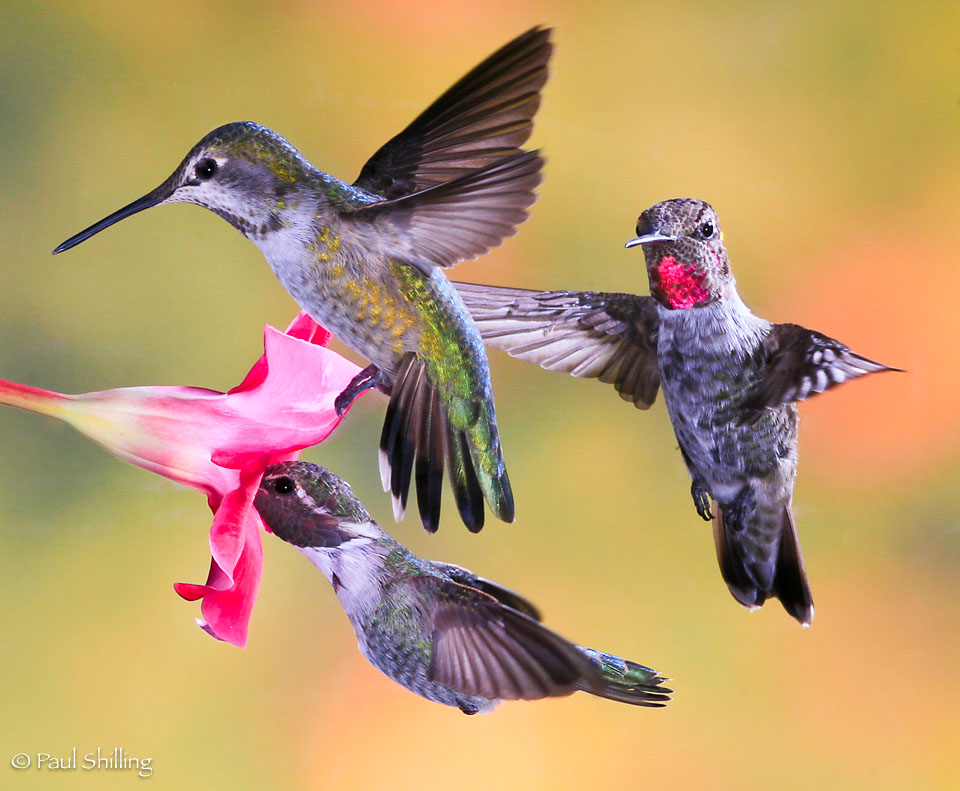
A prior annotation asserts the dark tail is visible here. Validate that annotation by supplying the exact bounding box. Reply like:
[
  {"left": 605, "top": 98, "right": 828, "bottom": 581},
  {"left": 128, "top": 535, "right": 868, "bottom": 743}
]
[
  {"left": 380, "top": 353, "right": 513, "bottom": 533},
  {"left": 576, "top": 647, "right": 672, "bottom": 707},
  {"left": 713, "top": 503, "right": 814, "bottom": 625}
]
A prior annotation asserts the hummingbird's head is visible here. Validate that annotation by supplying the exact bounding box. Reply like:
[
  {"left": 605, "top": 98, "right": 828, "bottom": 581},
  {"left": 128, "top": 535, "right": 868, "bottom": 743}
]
[
  {"left": 53, "top": 122, "right": 312, "bottom": 254},
  {"left": 255, "top": 462, "right": 377, "bottom": 549},
  {"left": 625, "top": 198, "right": 732, "bottom": 310}
]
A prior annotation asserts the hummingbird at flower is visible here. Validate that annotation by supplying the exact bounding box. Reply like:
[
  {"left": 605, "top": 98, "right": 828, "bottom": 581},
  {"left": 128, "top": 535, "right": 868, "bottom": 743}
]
[
  {"left": 53, "top": 28, "right": 555, "bottom": 534},
  {"left": 456, "top": 198, "right": 899, "bottom": 625},
  {"left": 255, "top": 461, "right": 673, "bottom": 714}
]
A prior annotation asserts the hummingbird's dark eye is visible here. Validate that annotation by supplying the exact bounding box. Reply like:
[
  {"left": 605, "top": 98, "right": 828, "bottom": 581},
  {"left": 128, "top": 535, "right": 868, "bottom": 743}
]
[
  {"left": 699, "top": 220, "right": 716, "bottom": 239},
  {"left": 194, "top": 158, "right": 218, "bottom": 180},
  {"left": 272, "top": 476, "right": 295, "bottom": 495}
]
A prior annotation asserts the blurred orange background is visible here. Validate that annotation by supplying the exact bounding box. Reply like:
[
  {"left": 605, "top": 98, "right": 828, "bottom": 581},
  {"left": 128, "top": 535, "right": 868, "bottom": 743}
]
[{"left": 1, "top": 2, "right": 958, "bottom": 789}]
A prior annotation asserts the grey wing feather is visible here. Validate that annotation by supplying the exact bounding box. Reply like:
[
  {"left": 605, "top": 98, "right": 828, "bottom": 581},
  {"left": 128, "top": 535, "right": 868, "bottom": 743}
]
[
  {"left": 420, "top": 576, "right": 602, "bottom": 701},
  {"left": 342, "top": 151, "right": 543, "bottom": 274},
  {"left": 431, "top": 561, "right": 543, "bottom": 621},
  {"left": 455, "top": 282, "right": 661, "bottom": 408},
  {"left": 742, "top": 323, "right": 898, "bottom": 420},
  {"left": 354, "top": 26, "right": 552, "bottom": 198}
]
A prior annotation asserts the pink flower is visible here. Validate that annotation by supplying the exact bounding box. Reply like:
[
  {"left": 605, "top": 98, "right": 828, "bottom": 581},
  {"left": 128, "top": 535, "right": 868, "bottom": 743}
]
[{"left": 0, "top": 313, "right": 361, "bottom": 647}]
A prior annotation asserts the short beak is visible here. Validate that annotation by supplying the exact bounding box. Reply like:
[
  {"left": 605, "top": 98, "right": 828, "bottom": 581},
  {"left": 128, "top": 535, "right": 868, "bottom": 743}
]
[
  {"left": 624, "top": 232, "right": 677, "bottom": 249},
  {"left": 53, "top": 182, "right": 172, "bottom": 254}
]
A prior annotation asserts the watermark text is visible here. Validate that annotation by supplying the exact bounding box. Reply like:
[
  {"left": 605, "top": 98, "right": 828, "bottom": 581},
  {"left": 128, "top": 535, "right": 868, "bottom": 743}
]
[{"left": 11, "top": 747, "right": 152, "bottom": 777}]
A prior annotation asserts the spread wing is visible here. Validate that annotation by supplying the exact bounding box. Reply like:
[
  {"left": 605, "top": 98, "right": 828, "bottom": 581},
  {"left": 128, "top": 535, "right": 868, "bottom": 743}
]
[
  {"left": 741, "top": 323, "right": 899, "bottom": 421},
  {"left": 418, "top": 576, "right": 602, "bottom": 701},
  {"left": 354, "top": 26, "right": 552, "bottom": 199},
  {"left": 341, "top": 151, "right": 542, "bottom": 274},
  {"left": 455, "top": 283, "right": 661, "bottom": 408},
  {"left": 431, "top": 561, "right": 543, "bottom": 620}
]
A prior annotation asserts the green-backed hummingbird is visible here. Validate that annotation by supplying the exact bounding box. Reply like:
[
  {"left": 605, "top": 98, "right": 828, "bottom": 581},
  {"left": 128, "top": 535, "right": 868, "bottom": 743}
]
[
  {"left": 255, "top": 461, "right": 672, "bottom": 714},
  {"left": 456, "top": 198, "right": 899, "bottom": 625},
  {"left": 54, "top": 27, "right": 555, "bottom": 533}
]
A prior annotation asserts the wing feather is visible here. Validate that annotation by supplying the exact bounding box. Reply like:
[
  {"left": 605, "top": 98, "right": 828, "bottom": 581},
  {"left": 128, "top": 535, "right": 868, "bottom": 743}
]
[
  {"left": 741, "top": 323, "right": 898, "bottom": 421},
  {"left": 343, "top": 151, "right": 543, "bottom": 273},
  {"left": 456, "top": 283, "right": 661, "bottom": 408},
  {"left": 354, "top": 27, "right": 552, "bottom": 198},
  {"left": 423, "top": 576, "right": 601, "bottom": 701}
]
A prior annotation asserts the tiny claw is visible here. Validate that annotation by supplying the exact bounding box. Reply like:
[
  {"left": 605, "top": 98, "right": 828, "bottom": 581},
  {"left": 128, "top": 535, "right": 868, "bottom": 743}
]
[
  {"left": 335, "top": 363, "right": 392, "bottom": 416},
  {"left": 692, "top": 483, "right": 713, "bottom": 521}
]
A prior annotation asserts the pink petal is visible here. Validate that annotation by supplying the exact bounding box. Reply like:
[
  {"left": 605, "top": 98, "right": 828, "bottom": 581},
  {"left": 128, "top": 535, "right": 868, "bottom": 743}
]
[
  {"left": 227, "top": 359, "right": 268, "bottom": 396},
  {"left": 200, "top": 513, "right": 263, "bottom": 648},
  {"left": 206, "top": 465, "right": 262, "bottom": 581},
  {"left": 282, "top": 311, "right": 333, "bottom": 346},
  {"left": 0, "top": 379, "right": 70, "bottom": 419},
  {"left": 211, "top": 328, "right": 361, "bottom": 469},
  {"left": 174, "top": 517, "right": 263, "bottom": 648},
  {"left": 173, "top": 452, "right": 303, "bottom": 643},
  {"left": 228, "top": 313, "right": 332, "bottom": 395},
  {"left": 0, "top": 314, "right": 357, "bottom": 649},
  {"left": 173, "top": 466, "right": 266, "bottom": 647}
]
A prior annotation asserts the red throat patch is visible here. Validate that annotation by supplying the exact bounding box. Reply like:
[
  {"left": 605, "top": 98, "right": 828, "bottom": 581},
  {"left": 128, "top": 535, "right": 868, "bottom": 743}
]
[{"left": 654, "top": 256, "right": 709, "bottom": 309}]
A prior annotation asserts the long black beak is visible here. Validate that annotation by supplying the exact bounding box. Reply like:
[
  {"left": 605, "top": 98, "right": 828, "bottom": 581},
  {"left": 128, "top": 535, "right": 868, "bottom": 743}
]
[
  {"left": 53, "top": 184, "right": 171, "bottom": 254},
  {"left": 624, "top": 232, "right": 677, "bottom": 249}
]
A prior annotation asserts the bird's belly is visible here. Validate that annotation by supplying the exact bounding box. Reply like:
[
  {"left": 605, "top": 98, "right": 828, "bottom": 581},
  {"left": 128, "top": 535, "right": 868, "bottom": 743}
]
[
  {"left": 267, "top": 253, "right": 422, "bottom": 374},
  {"left": 357, "top": 614, "right": 493, "bottom": 712},
  {"left": 658, "top": 337, "right": 793, "bottom": 494},
  {"left": 264, "top": 247, "right": 492, "bottom": 416}
]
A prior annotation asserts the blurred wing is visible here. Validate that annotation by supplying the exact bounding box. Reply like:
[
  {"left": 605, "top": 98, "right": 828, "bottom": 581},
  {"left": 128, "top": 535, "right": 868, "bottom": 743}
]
[
  {"left": 354, "top": 26, "right": 552, "bottom": 199},
  {"left": 741, "top": 323, "right": 898, "bottom": 421},
  {"left": 456, "top": 283, "right": 661, "bottom": 408},
  {"left": 420, "top": 576, "right": 601, "bottom": 701},
  {"left": 432, "top": 561, "right": 543, "bottom": 621},
  {"left": 342, "top": 151, "right": 542, "bottom": 273}
]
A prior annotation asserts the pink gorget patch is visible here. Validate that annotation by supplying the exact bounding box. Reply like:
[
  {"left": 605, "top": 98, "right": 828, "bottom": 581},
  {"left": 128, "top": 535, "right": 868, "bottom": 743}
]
[{"left": 655, "top": 256, "right": 709, "bottom": 309}]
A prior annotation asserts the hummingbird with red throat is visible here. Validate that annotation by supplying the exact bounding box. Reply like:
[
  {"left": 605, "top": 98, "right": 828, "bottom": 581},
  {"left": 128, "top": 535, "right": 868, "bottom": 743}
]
[{"left": 456, "top": 198, "right": 898, "bottom": 625}]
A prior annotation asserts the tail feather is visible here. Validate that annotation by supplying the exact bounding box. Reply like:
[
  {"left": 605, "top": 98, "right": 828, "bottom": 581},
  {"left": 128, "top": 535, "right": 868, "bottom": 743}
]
[
  {"left": 774, "top": 508, "right": 814, "bottom": 625},
  {"left": 712, "top": 504, "right": 766, "bottom": 610},
  {"left": 713, "top": 502, "right": 814, "bottom": 625},
  {"left": 380, "top": 352, "right": 512, "bottom": 532},
  {"left": 464, "top": 401, "right": 514, "bottom": 524},
  {"left": 576, "top": 647, "right": 672, "bottom": 708},
  {"left": 380, "top": 356, "right": 423, "bottom": 521},
  {"left": 447, "top": 428, "right": 485, "bottom": 532},
  {"left": 391, "top": 365, "right": 424, "bottom": 520},
  {"left": 415, "top": 387, "right": 446, "bottom": 532}
]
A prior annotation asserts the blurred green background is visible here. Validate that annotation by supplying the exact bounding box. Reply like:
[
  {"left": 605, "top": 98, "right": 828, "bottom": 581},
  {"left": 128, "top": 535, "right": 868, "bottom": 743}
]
[{"left": 1, "top": 1, "right": 958, "bottom": 789}]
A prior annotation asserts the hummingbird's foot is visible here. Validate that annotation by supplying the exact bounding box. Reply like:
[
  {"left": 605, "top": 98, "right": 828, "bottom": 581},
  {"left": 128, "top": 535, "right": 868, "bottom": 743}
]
[
  {"left": 335, "top": 364, "right": 393, "bottom": 417},
  {"left": 721, "top": 487, "right": 756, "bottom": 533},
  {"left": 691, "top": 480, "right": 713, "bottom": 521}
]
